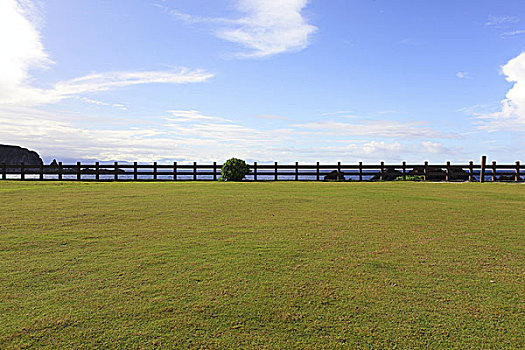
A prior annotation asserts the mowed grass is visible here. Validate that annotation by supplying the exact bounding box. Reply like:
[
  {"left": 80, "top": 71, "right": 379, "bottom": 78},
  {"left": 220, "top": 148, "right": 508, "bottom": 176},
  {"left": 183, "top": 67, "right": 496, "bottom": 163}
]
[{"left": 0, "top": 182, "right": 523, "bottom": 349}]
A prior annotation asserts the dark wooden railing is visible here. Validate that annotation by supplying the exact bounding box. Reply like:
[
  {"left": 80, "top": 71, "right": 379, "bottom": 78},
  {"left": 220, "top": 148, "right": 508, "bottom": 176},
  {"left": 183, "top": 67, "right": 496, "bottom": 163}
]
[{"left": 1, "top": 157, "right": 523, "bottom": 182}]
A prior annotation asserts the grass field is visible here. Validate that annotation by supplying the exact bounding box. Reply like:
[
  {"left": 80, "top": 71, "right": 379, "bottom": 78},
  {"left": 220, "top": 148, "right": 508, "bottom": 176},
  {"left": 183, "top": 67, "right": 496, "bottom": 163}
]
[{"left": 0, "top": 182, "right": 523, "bottom": 349}]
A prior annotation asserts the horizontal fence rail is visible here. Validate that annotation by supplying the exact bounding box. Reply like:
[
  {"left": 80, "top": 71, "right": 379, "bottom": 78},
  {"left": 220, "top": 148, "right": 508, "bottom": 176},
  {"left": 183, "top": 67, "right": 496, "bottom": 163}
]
[{"left": 0, "top": 159, "right": 523, "bottom": 182}]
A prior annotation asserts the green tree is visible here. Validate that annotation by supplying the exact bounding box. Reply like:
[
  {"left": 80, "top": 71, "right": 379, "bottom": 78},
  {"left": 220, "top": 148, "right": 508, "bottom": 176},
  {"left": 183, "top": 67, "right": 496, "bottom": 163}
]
[{"left": 220, "top": 158, "right": 250, "bottom": 181}]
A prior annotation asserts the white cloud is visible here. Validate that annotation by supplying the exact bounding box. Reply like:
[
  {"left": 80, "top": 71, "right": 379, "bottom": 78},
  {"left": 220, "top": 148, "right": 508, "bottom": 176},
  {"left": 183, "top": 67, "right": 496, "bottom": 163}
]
[
  {"left": 293, "top": 119, "right": 455, "bottom": 139},
  {"left": 361, "top": 141, "right": 402, "bottom": 156},
  {"left": 422, "top": 141, "right": 448, "bottom": 154},
  {"left": 80, "top": 97, "right": 127, "bottom": 110},
  {"left": 218, "top": 0, "right": 317, "bottom": 57},
  {"left": 0, "top": 0, "right": 214, "bottom": 106},
  {"left": 159, "top": 7, "right": 232, "bottom": 26},
  {"left": 1, "top": 68, "right": 214, "bottom": 106},
  {"left": 0, "top": 0, "right": 51, "bottom": 102},
  {"left": 54, "top": 70, "right": 212, "bottom": 96},
  {"left": 0, "top": 107, "right": 457, "bottom": 163},
  {"left": 456, "top": 71, "right": 471, "bottom": 79},
  {"left": 484, "top": 15, "right": 525, "bottom": 38},
  {"left": 478, "top": 52, "right": 525, "bottom": 131},
  {"left": 167, "top": 110, "right": 231, "bottom": 122},
  {"left": 485, "top": 16, "right": 520, "bottom": 27},
  {"left": 164, "top": 0, "right": 317, "bottom": 58},
  {"left": 320, "top": 110, "right": 354, "bottom": 116},
  {"left": 376, "top": 110, "right": 401, "bottom": 115},
  {"left": 255, "top": 114, "right": 287, "bottom": 120},
  {"left": 501, "top": 29, "right": 525, "bottom": 37},
  {"left": 0, "top": 107, "right": 297, "bottom": 162},
  {"left": 112, "top": 104, "right": 127, "bottom": 110},
  {"left": 164, "top": 110, "right": 289, "bottom": 143}
]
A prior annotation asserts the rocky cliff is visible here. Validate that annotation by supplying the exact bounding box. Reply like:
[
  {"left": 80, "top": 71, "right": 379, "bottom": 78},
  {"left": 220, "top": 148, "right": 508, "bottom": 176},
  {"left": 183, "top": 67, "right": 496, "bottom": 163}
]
[{"left": 0, "top": 145, "right": 43, "bottom": 165}]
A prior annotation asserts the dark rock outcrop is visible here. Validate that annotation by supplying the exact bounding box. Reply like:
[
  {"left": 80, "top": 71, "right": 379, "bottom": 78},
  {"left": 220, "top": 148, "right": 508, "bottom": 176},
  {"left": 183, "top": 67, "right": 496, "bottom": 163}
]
[
  {"left": 409, "top": 166, "right": 470, "bottom": 181},
  {"left": 371, "top": 169, "right": 402, "bottom": 181},
  {"left": 324, "top": 170, "right": 345, "bottom": 181},
  {"left": 0, "top": 145, "right": 43, "bottom": 166},
  {"left": 449, "top": 168, "right": 470, "bottom": 181},
  {"left": 408, "top": 167, "right": 446, "bottom": 181},
  {"left": 499, "top": 174, "right": 522, "bottom": 181}
]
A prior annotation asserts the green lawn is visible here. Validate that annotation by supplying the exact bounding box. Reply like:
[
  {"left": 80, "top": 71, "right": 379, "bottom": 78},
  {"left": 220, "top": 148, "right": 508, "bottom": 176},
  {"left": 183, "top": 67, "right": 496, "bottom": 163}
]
[{"left": 0, "top": 182, "right": 523, "bottom": 349}]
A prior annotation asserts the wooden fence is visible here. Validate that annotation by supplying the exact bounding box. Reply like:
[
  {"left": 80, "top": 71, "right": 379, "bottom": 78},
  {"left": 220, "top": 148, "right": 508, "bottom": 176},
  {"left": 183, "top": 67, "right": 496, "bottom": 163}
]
[{"left": 1, "top": 157, "right": 523, "bottom": 182}]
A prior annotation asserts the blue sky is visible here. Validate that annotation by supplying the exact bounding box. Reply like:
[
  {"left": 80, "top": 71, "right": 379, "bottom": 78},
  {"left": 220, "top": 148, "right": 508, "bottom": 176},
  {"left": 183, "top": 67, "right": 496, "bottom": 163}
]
[{"left": 1, "top": 0, "right": 524, "bottom": 164}]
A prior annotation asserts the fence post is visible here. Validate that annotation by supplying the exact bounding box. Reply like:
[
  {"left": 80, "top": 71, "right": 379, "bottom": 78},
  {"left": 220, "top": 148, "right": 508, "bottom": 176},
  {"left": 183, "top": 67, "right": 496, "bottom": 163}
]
[
  {"left": 114, "top": 162, "right": 119, "bottom": 181},
  {"left": 213, "top": 162, "right": 217, "bottom": 181},
  {"left": 20, "top": 162, "right": 25, "bottom": 181},
  {"left": 359, "top": 162, "right": 363, "bottom": 181},
  {"left": 153, "top": 162, "right": 158, "bottom": 181},
  {"left": 275, "top": 162, "right": 278, "bottom": 181},
  {"left": 402, "top": 161, "right": 406, "bottom": 180},
  {"left": 380, "top": 161, "right": 384, "bottom": 181},
  {"left": 316, "top": 162, "right": 320, "bottom": 181},
  {"left": 480, "top": 155, "right": 486, "bottom": 183},
  {"left": 133, "top": 162, "right": 137, "bottom": 181},
  {"left": 253, "top": 162, "right": 257, "bottom": 181},
  {"left": 40, "top": 163, "right": 44, "bottom": 180},
  {"left": 446, "top": 161, "right": 450, "bottom": 182},
  {"left": 77, "top": 161, "right": 81, "bottom": 181},
  {"left": 58, "top": 162, "right": 63, "bottom": 180},
  {"left": 96, "top": 162, "right": 100, "bottom": 181},
  {"left": 492, "top": 161, "right": 497, "bottom": 182},
  {"left": 424, "top": 161, "right": 428, "bottom": 181},
  {"left": 173, "top": 162, "right": 177, "bottom": 181},
  {"left": 295, "top": 162, "right": 299, "bottom": 181},
  {"left": 516, "top": 161, "right": 520, "bottom": 182},
  {"left": 469, "top": 161, "right": 473, "bottom": 182},
  {"left": 2, "top": 163, "right": 6, "bottom": 180},
  {"left": 193, "top": 162, "right": 197, "bottom": 181}
]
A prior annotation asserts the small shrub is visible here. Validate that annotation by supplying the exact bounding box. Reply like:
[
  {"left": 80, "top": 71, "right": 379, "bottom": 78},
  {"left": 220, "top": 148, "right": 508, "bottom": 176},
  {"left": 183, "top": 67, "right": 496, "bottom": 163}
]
[
  {"left": 220, "top": 158, "right": 250, "bottom": 181},
  {"left": 395, "top": 175, "right": 425, "bottom": 181}
]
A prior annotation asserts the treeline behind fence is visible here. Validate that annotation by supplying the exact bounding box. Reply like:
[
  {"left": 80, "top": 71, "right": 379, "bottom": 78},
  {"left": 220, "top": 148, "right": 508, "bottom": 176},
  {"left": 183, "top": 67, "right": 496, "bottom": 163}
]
[{"left": 1, "top": 156, "right": 523, "bottom": 182}]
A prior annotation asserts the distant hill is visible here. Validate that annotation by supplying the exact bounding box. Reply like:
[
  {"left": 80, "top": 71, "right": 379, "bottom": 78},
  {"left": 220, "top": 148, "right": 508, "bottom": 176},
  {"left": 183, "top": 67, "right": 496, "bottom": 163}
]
[{"left": 0, "top": 145, "right": 43, "bottom": 165}]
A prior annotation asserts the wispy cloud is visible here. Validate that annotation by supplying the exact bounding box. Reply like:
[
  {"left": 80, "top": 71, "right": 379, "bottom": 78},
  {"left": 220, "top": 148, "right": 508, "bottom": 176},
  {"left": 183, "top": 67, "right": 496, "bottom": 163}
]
[
  {"left": 166, "top": 110, "right": 232, "bottom": 123},
  {"left": 162, "top": 0, "right": 317, "bottom": 58},
  {"left": 320, "top": 110, "right": 354, "bottom": 116},
  {"left": 56, "top": 70, "right": 213, "bottom": 95},
  {"left": 254, "top": 114, "right": 287, "bottom": 120},
  {"left": 501, "top": 29, "right": 525, "bottom": 37},
  {"left": 0, "top": 106, "right": 459, "bottom": 163},
  {"left": 376, "top": 110, "right": 401, "bottom": 115},
  {"left": 164, "top": 110, "right": 289, "bottom": 143},
  {"left": 422, "top": 141, "right": 449, "bottom": 154},
  {"left": 2, "top": 68, "right": 214, "bottom": 106},
  {"left": 80, "top": 97, "right": 127, "bottom": 110},
  {"left": 485, "top": 15, "right": 520, "bottom": 27},
  {"left": 158, "top": 7, "right": 233, "bottom": 26},
  {"left": 321, "top": 110, "right": 401, "bottom": 118},
  {"left": 293, "top": 119, "right": 457, "bottom": 139},
  {"left": 456, "top": 71, "right": 472, "bottom": 79},
  {"left": 0, "top": 106, "right": 291, "bottom": 162},
  {"left": 484, "top": 15, "right": 525, "bottom": 38},
  {"left": 0, "top": 0, "right": 214, "bottom": 107},
  {"left": 457, "top": 104, "right": 497, "bottom": 116}
]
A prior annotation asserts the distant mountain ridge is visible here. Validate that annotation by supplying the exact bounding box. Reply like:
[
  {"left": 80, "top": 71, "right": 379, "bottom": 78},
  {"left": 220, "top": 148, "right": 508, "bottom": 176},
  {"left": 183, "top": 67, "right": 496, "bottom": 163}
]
[{"left": 0, "top": 145, "right": 43, "bottom": 165}]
